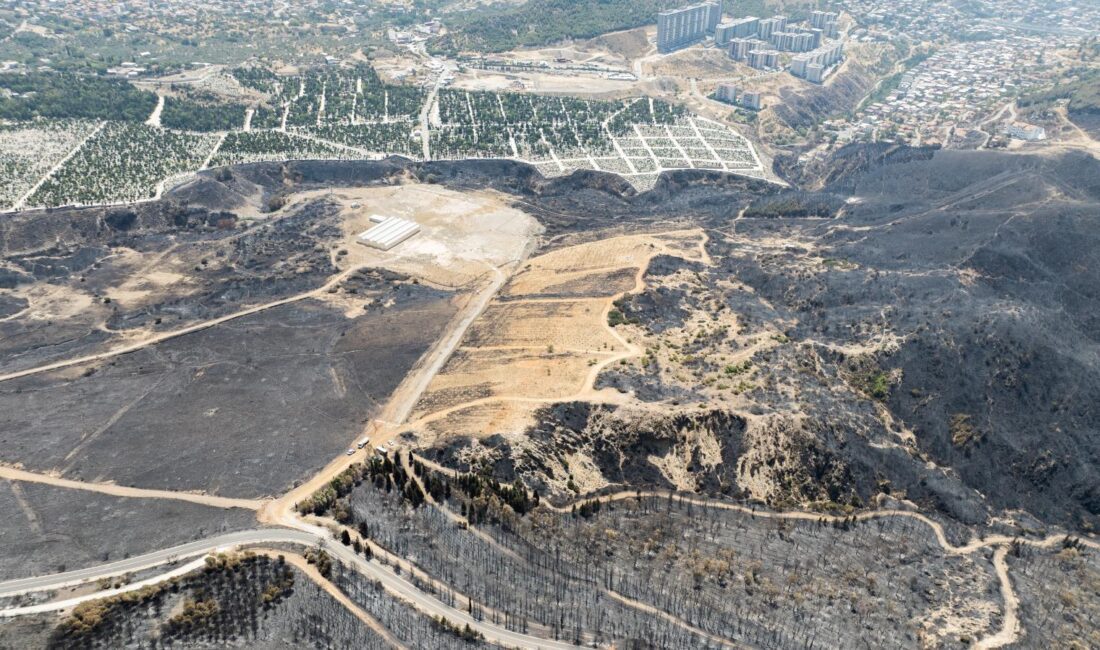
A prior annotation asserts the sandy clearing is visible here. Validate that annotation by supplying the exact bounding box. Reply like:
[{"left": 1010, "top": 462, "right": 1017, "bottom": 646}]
[
  {"left": 463, "top": 299, "right": 626, "bottom": 352},
  {"left": 296, "top": 184, "right": 542, "bottom": 288},
  {"left": 406, "top": 229, "right": 709, "bottom": 440}
]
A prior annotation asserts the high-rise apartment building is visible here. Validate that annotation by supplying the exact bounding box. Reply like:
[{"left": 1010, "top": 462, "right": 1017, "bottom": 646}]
[
  {"left": 715, "top": 83, "right": 739, "bottom": 103},
  {"left": 657, "top": 2, "right": 722, "bottom": 53},
  {"left": 810, "top": 10, "right": 840, "bottom": 38},
  {"left": 810, "top": 11, "right": 839, "bottom": 29},
  {"left": 715, "top": 16, "right": 760, "bottom": 45},
  {"left": 728, "top": 37, "right": 757, "bottom": 61},
  {"left": 748, "top": 49, "right": 779, "bottom": 70},
  {"left": 790, "top": 41, "right": 844, "bottom": 83}
]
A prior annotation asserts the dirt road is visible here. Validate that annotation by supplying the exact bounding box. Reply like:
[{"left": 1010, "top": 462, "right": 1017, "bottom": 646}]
[
  {"left": 261, "top": 550, "right": 410, "bottom": 649},
  {"left": 2, "top": 210, "right": 1094, "bottom": 650},
  {"left": 0, "top": 263, "right": 368, "bottom": 385},
  {"left": 0, "top": 465, "right": 262, "bottom": 510},
  {"left": 263, "top": 258, "right": 520, "bottom": 526},
  {"left": 411, "top": 455, "right": 1099, "bottom": 649}
]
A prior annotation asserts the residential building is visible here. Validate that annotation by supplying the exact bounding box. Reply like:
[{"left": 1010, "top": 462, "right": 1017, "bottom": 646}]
[
  {"left": 714, "top": 83, "right": 761, "bottom": 110},
  {"left": 805, "top": 63, "right": 826, "bottom": 83},
  {"left": 757, "top": 17, "right": 781, "bottom": 41},
  {"left": 715, "top": 83, "right": 739, "bottom": 103},
  {"left": 715, "top": 16, "right": 759, "bottom": 44},
  {"left": 810, "top": 10, "right": 839, "bottom": 29},
  {"left": 728, "top": 37, "right": 757, "bottom": 61},
  {"left": 790, "top": 41, "right": 844, "bottom": 81},
  {"left": 748, "top": 49, "right": 779, "bottom": 69},
  {"left": 657, "top": 2, "right": 721, "bottom": 53}
]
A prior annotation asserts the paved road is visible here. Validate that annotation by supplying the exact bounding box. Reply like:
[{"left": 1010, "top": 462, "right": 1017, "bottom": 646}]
[
  {"left": 0, "top": 528, "right": 581, "bottom": 649},
  {"left": 419, "top": 73, "right": 442, "bottom": 160},
  {"left": 323, "top": 540, "right": 581, "bottom": 649},
  {"left": 0, "top": 558, "right": 210, "bottom": 618},
  {"left": 0, "top": 529, "right": 313, "bottom": 598}
]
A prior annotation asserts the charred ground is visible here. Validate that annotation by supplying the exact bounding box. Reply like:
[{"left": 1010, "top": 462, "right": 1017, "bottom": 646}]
[
  {"left": 398, "top": 147, "right": 1100, "bottom": 535},
  {"left": 3, "top": 145, "right": 1100, "bottom": 647},
  {"left": 6, "top": 149, "right": 1099, "bottom": 528}
]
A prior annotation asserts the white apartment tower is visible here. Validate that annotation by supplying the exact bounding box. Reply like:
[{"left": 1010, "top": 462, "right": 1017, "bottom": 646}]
[{"left": 657, "top": 2, "right": 721, "bottom": 53}]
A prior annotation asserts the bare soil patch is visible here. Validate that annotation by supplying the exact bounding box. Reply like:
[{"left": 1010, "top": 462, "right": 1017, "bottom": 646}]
[
  {"left": 294, "top": 184, "right": 541, "bottom": 289},
  {"left": 408, "top": 229, "right": 709, "bottom": 441}
]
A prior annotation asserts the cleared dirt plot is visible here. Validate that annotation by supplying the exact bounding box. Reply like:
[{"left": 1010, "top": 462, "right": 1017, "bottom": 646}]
[
  {"left": 415, "top": 348, "right": 600, "bottom": 417},
  {"left": 500, "top": 266, "right": 638, "bottom": 300},
  {"left": 0, "top": 293, "right": 457, "bottom": 499},
  {"left": 449, "top": 69, "right": 637, "bottom": 96},
  {"left": 0, "top": 480, "right": 257, "bottom": 581},
  {"left": 419, "top": 400, "right": 543, "bottom": 444},
  {"left": 299, "top": 184, "right": 541, "bottom": 288},
  {"left": 464, "top": 301, "right": 624, "bottom": 351},
  {"left": 506, "top": 231, "right": 706, "bottom": 294},
  {"left": 409, "top": 229, "right": 709, "bottom": 439}
]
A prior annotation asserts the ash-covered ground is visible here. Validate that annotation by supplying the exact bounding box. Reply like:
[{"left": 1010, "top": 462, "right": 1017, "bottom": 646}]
[
  {"left": 3, "top": 146, "right": 1100, "bottom": 647},
  {"left": 7, "top": 149, "right": 1099, "bottom": 526},
  {"left": 1, "top": 167, "right": 465, "bottom": 498},
  {"left": 0, "top": 481, "right": 257, "bottom": 581},
  {"left": 0, "top": 289, "right": 456, "bottom": 498},
  {"left": 408, "top": 147, "right": 1100, "bottom": 536}
]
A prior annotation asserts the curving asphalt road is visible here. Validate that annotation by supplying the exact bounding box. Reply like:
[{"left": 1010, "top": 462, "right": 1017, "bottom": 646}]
[
  {"left": 0, "top": 529, "right": 314, "bottom": 598},
  {"left": 0, "top": 527, "right": 581, "bottom": 649}
]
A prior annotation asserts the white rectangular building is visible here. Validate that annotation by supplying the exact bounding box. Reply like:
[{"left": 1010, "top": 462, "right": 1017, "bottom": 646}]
[{"left": 357, "top": 215, "right": 421, "bottom": 251}]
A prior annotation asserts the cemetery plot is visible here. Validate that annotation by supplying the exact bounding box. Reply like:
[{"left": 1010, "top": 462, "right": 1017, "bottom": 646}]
[
  {"left": 209, "top": 130, "right": 358, "bottom": 167},
  {"left": 430, "top": 89, "right": 764, "bottom": 187}
]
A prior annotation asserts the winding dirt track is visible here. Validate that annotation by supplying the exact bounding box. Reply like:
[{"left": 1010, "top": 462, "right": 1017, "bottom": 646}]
[
  {"left": 0, "top": 263, "right": 368, "bottom": 385},
  {"left": 411, "top": 452, "right": 1096, "bottom": 650},
  {"left": 397, "top": 454, "right": 737, "bottom": 649},
  {"left": 411, "top": 451, "right": 1100, "bottom": 554},
  {"left": 257, "top": 550, "right": 410, "bottom": 650}
]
